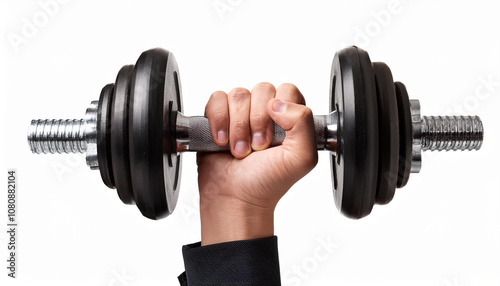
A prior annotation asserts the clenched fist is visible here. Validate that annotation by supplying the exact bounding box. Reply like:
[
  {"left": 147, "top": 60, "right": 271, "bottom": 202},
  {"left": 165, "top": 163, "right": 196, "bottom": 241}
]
[{"left": 197, "top": 83, "right": 318, "bottom": 245}]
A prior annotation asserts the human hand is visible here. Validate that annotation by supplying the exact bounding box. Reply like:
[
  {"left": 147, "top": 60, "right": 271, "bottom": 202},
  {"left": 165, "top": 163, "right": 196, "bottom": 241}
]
[{"left": 197, "top": 83, "right": 318, "bottom": 245}]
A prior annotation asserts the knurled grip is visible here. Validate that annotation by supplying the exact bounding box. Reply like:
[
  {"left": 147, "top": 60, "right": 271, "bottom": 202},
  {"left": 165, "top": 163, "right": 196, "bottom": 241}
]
[{"left": 180, "top": 115, "right": 329, "bottom": 152}]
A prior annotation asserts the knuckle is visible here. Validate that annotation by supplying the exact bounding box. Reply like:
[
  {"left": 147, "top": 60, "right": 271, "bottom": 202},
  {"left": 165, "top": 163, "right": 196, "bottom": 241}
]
[
  {"left": 205, "top": 92, "right": 227, "bottom": 115},
  {"left": 299, "top": 107, "right": 314, "bottom": 120},
  {"left": 210, "top": 90, "right": 226, "bottom": 101},
  {"left": 277, "top": 83, "right": 299, "bottom": 93},
  {"left": 228, "top": 88, "right": 250, "bottom": 102},
  {"left": 211, "top": 108, "right": 227, "bottom": 118},
  {"left": 254, "top": 82, "right": 276, "bottom": 92},
  {"left": 231, "top": 119, "right": 249, "bottom": 131},
  {"left": 277, "top": 83, "right": 305, "bottom": 104},
  {"left": 206, "top": 106, "right": 226, "bottom": 120},
  {"left": 250, "top": 113, "right": 268, "bottom": 127}
]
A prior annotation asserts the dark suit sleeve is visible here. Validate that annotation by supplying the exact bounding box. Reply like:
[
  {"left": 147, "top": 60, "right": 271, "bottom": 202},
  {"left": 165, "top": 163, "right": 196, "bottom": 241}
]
[{"left": 178, "top": 236, "right": 281, "bottom": 285}]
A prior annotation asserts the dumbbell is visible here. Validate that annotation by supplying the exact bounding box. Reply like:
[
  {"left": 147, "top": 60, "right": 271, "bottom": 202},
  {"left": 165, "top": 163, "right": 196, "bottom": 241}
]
[{"left": 27, "top": 46, "right": 484, "bottom": 220}]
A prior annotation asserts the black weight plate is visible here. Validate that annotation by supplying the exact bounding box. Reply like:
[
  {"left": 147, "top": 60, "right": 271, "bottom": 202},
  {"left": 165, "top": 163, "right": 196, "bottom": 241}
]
[
  {"left": 163, "top": 50, "right": 183, "bottom": 216},
  {"left": 97, "top": 83, "right": 115, "bottom": 189},
  {"left": 373, "top": 63, "right": 399, "bottom": 205},
  {"left": 110, "top": 65, "right": 135, "bottom": 204},
  {"left": 330, "top": 46, "right": 379, "bottom": 219},
  {"left": 129, "top": 48, "right": 182, "bottom": 220},
  {"left": 394, "top": 82, "right": 412, "bottom": 188}
]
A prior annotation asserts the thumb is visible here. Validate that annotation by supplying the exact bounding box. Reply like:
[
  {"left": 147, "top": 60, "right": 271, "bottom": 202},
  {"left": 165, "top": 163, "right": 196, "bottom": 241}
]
[{"left": 267, "top": 99, "right": 318, "bottom": 174}]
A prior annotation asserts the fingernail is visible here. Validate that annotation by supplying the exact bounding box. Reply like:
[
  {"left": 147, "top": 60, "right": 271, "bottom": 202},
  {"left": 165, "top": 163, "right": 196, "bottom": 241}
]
[
  {"left": 217, "top": 130, "right": 227, "bottom": 143},
  {"left": 252, "top": 132, "right": 266, "bottom": 149},
  {"left": 235, "top": 141, "right": 250, "bottom": 155},
  {"left": 272, "top": 100, "right": 286, "bottom": 113}
]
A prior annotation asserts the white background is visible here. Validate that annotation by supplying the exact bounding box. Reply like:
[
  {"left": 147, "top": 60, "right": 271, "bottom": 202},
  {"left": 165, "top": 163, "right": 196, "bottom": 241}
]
[{"left": 1, "top": 0, "right": 499, "bottom": 285}]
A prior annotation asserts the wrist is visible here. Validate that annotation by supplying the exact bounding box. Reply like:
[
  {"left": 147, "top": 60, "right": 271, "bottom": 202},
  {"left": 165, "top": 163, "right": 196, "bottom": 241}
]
[{"left": 200, "top": 197, "right": 275, "bottom": 246}]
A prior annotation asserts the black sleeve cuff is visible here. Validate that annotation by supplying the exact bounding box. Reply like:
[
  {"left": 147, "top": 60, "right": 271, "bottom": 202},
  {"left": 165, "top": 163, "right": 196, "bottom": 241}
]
[{"left": 178, "top": 236, "right": 281, "bottom": 285}]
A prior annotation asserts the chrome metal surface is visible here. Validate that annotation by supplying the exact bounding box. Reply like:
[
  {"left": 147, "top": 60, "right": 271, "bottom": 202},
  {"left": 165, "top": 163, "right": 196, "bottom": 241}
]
[
  {"left": 175, "top": 111, "right": 338, "bottom": 154},
  {"left": 325, "top": 111, "right": 338, "bottom": 154},
  {"left": 421, "top": 115, "right": 483, "bottom": 151},
  {"left": 27, "top": 101, "right": 98, "bottom": 169},
  {"left": 28, "top": 119, "right": 87, "bottom": 154},
  {"left": 84, "top": 101, "right": 99, "bottom": 169},
  {"left": 408, "top": 100, "right": 484, "bottom": 174},
  {"left": 410, "top": 99, "right": 422, "bottom": 173},
  {"left": 175, "top": 112, "right": 191, "bottom": 152}
]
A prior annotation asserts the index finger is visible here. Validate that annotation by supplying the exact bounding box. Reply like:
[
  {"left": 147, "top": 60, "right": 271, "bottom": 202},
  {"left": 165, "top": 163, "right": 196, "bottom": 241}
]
[{"left": 205, "top": 91, "right": 229, "bottom": 146}]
